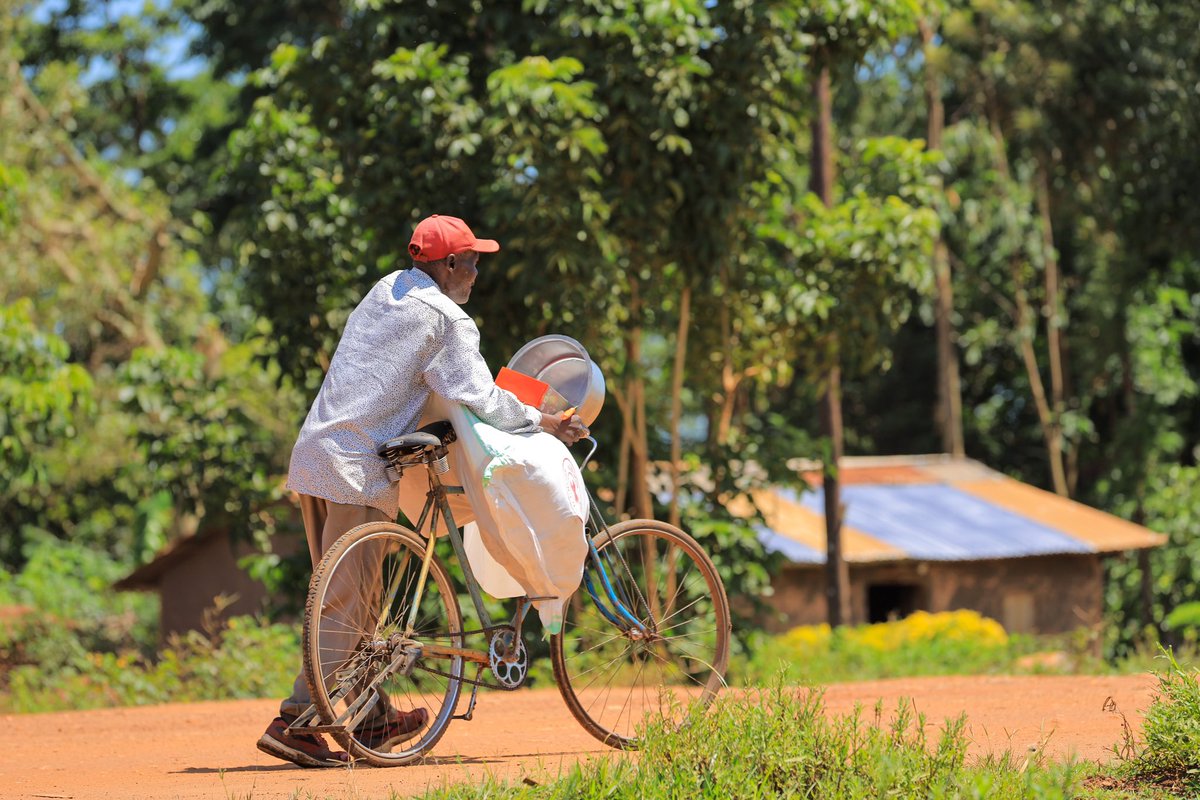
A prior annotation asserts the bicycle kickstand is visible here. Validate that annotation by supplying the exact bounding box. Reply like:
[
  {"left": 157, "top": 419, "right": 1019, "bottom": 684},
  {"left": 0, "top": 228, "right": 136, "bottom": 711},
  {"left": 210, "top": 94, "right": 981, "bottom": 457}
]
[{"left": 453, "top": 664, "right": 486, "bottom": 721}]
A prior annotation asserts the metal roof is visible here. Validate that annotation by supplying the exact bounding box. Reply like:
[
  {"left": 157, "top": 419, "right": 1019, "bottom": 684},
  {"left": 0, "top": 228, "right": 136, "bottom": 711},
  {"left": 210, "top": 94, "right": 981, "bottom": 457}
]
[{"left": 755, "top": 455, "right": 1166, "bottom": 565}]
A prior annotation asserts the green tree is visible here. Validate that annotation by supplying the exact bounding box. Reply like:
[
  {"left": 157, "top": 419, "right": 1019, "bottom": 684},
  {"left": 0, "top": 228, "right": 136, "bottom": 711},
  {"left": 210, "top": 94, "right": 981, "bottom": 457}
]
[
  {"left": 786, "top": 0, "right": 928, "bottom": 625},
  {"left": 205, "top": 1, "right": 825, "bottom": 623},
  {"left": 14, "top": 0, "right": 238, "bottom": 207},
  {"left": 829, "top": 0, "right": 1200, "bottom": 650},
  {"left": 1, "top": 9, "right": 302, "bottom": 578},
  {"left": 0, "top": 300, "right": 93, "bottom": 564}
]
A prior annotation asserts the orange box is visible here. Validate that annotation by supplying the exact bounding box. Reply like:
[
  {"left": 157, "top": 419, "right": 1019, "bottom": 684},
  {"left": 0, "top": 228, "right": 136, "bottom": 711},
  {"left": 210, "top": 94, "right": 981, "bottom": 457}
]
[{"left": 496, "top": 367, "right": 550, "bottom": 407}]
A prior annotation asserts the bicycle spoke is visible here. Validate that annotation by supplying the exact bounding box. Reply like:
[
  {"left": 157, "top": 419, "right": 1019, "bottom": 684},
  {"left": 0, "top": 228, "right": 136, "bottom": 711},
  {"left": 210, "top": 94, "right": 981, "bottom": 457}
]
[
  {"left": 612, "top": 651, "right": 651, "bottom": 735},
  {"left": 573, "top": 643, "right": 639, "bottom": 693},
  {"left": 653, "top": 594, "right": 709, "bottom": 632},
  {"left": 572, "top": 628, "right": 632, "bottom": 659},
  {"left": 657, "top": 564, "right": 700, "bottom": 624}
]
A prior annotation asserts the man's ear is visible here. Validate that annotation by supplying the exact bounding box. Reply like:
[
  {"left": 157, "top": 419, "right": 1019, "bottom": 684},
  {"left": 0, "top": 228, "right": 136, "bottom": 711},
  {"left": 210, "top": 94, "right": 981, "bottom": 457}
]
[{"left": 447, "top": 254, "right": 456, "bottom": 270}]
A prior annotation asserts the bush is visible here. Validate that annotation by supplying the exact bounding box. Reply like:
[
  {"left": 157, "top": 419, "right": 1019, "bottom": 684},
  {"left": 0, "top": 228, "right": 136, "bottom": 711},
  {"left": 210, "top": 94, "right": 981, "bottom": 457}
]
[
  {"left": 0, "top": 532, "right": 158, "bottom": 681},
  {"left": 737, "top": 610, "right": 1026, "bottom": 685},
  {"left": 0, "top": 608, "right": 298, "bottom": 713},
  {"left": 1124, "top": 648, "right": 1200, "bottom": 792},
  {"left": 1164, "top": 601, "right": 1200, "bottom": 633}
]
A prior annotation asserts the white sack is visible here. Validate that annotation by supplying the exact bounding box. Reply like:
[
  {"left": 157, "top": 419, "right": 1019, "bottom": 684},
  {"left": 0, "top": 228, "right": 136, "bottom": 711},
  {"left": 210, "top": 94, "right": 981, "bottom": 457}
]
[
  {"left": 430, "top": 397, "right": 588, "bottom": 634},
  {"left": 462, "top": 520, "right": 525, "bottom": 599}
]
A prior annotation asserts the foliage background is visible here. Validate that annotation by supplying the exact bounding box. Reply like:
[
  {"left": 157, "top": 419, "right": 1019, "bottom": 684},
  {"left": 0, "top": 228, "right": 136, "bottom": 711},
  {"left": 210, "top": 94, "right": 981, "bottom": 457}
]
[{"left": 1, "top": 0, "right": 1198, "bottom": 704}]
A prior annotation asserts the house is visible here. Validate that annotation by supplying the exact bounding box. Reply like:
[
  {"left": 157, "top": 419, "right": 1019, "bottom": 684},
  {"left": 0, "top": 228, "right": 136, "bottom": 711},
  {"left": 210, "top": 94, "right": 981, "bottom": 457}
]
[
  {"left": 753, "top": 455, "right": 1166, "bottom": 634},
  {"left": 114, "top": 517, "right": 303, "bottom": 643}
]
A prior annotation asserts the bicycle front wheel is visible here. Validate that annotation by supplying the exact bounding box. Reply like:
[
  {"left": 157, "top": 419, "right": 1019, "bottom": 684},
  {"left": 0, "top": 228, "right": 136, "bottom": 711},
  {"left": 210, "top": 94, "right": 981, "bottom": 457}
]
[
  {"left": 550, "top": 519, "right": 731, "bottom": 749},
  {"left": 303, "top": 521, "right": 463, "bottom": 766}
]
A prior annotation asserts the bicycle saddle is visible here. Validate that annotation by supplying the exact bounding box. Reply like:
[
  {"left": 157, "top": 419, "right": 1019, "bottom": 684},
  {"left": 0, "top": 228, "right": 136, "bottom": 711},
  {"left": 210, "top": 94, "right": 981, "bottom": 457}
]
[{"left": 377, "top": 420, "right": 457, "bottom": 461}]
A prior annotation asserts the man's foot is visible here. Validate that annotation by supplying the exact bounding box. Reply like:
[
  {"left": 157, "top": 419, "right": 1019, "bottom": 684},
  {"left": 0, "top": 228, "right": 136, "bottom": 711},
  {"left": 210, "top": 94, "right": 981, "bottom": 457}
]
[
  {"left": 356, "top": 706, "right": 430, "bottom": 752},
  {"left": 257, "top": 716, "right": 349, "bottom": 768}
]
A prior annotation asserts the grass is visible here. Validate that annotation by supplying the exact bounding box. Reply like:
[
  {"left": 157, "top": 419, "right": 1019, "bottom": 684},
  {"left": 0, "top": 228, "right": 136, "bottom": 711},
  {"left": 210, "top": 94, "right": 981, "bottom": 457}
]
[
  {"left": 402, "top": 652, "right": 1200, "bottom": 800},
  {"left": 408, "top": 683, "right": 1085, "bottom": 800},
  {"left": 1118, "top": 648, "right": 1200, "bottom": 794},
  {"left": 4, "top": 608, "right": 1192, "bottom": 715}
]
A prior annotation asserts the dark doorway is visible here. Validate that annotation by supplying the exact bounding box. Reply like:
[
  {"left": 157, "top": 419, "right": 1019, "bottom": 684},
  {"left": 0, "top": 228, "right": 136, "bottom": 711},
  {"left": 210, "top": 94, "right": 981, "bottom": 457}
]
[{"left": 868, "top": 583, "right": 924, "bottom": 623}]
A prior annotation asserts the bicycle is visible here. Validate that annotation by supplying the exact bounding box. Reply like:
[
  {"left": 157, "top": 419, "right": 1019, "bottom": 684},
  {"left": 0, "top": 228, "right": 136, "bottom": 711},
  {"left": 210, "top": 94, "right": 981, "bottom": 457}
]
[{"left": 285, "top": 419, "right": 731, "bottom": 767}]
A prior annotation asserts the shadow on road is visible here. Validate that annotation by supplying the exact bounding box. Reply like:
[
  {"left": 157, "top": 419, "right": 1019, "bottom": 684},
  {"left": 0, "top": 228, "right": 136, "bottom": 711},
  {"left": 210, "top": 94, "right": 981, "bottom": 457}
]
[
  {"left": 173, "top": 765, "right": 303, "bottom": 774},
  {"left": 420, "top": 749, "right": 607, "bottom": 766},
  {"left": 174, "top": 748, "right": 608, "bottom": 775}
]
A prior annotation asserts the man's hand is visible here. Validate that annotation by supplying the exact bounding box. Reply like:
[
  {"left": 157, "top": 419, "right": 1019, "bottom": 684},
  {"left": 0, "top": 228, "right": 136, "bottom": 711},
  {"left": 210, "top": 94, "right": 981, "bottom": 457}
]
[{"left": 541, "top": 411, "right": 590, "bottom": 445}]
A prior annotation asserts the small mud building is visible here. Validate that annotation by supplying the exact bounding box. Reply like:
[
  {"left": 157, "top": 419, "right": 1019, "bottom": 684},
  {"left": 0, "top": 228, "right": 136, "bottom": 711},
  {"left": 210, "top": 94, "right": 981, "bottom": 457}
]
[
  {"left": 754, "top": 455, "right": 1165, "bottom": 634},
  {"left": 115, "top": 519, "right": 302, "bottom": 643}
]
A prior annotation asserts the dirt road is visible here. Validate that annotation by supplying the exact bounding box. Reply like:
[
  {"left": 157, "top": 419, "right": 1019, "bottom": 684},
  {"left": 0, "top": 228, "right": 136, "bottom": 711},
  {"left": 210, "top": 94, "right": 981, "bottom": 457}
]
[{"left": 0, "top": 674, "right": 1156, "bottom": 800}]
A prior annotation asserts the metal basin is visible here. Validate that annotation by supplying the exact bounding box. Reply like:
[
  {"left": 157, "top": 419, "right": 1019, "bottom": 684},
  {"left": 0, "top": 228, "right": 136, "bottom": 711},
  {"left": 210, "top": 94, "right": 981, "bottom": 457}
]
[{"left": 507, "top": 334, "right": 606, "bottom": 426}]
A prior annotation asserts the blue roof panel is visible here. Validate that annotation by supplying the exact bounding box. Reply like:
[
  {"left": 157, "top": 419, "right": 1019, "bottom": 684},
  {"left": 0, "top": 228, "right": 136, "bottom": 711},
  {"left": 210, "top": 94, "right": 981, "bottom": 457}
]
[{"left": 781, "top": 484, "right": 1093, "bottom": 561}]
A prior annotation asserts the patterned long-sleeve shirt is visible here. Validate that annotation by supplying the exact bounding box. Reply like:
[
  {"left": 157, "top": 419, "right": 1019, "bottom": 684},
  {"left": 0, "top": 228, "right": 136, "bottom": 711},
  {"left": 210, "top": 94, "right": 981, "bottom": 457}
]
[{"left": 286, "top": 268, "right": 541, "bottom": 514}]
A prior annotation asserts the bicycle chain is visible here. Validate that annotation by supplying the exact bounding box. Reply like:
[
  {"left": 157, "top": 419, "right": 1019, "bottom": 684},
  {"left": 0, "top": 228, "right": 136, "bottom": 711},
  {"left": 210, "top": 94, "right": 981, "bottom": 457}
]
[{"left": 411, "top": 623, "right": 524, "bottom": 691}]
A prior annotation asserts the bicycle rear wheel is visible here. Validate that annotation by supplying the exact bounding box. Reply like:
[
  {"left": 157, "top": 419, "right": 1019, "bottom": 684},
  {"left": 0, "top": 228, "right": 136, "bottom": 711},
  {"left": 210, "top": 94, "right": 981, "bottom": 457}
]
[
  {"left": 550, "top": 519, "right": 731, "bottom": 749},
  {"left": 303, "top": 521, "right": 463, "bottom": 766}
]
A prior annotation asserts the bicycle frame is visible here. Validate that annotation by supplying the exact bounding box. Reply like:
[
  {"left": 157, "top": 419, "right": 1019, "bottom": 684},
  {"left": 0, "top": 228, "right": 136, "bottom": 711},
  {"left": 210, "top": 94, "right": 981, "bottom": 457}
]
[{"left": 400, "top": 436, "right": 649, "bottom": 646}]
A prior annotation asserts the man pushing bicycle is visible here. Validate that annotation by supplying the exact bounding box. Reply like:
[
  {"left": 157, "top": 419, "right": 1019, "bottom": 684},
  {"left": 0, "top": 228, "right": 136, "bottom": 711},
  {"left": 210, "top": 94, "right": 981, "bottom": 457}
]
[{"left": 258, "top": 214, "right": 588, "bottom": 768}]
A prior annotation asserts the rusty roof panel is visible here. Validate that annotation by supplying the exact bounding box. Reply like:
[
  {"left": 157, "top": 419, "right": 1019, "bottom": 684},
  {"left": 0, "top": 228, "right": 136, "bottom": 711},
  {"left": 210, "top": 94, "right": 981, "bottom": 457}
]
[
  {"left": 955, "top": 477, "right": 1167, "bottom": 552},
  {"left": 802, "top": 464, "right": 933, "bottom": 488},
  {"left": 756, "top": 525, "right": 825, "bottom": 564}
]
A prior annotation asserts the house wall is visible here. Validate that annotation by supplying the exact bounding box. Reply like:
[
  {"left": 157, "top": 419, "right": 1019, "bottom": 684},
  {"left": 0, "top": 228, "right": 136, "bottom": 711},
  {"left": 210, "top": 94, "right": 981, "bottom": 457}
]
[
  {"left": 764, "top": 554, "right": 1103, "bottom": 635},
  {"left": 158, "top": 533, "right": 271, "bottom": 641}
]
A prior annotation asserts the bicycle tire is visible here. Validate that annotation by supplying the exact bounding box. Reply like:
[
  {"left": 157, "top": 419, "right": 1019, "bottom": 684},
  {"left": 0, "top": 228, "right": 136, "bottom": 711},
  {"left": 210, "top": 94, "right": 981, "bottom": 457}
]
[
  {"left": 303, "top": 521, "right": 463, "bottom": 766},
  {"left": 550, "top": 519, "right": 731, "bottom": 749}
]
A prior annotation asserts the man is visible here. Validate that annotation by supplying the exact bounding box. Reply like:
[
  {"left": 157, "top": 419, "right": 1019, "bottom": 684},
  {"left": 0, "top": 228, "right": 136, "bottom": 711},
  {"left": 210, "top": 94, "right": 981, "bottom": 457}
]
[{"left": 257, "top": 214, "right": 588, "bottom": 767}]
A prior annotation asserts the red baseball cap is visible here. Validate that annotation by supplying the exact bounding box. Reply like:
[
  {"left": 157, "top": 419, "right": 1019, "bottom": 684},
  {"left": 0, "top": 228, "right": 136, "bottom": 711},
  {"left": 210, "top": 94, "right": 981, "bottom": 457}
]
[{"left": 408, "top": 214, "right": 500, "bottom": 262}]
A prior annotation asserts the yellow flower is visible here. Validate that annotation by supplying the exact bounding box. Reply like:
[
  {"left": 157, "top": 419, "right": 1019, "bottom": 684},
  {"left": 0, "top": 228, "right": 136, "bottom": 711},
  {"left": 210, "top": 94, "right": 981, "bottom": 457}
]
[
  {"left": 779, "top": 623, "right": 832, "bottom": 657},
  {"left": 775, "top": 610, "right": 1008, "bottom": 660}
]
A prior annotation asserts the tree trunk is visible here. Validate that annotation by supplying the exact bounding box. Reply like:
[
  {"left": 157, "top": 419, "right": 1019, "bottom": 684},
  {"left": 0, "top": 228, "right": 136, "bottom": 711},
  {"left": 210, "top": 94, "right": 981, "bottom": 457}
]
[
  {"left": 664, "top": 284, "right": 690, "bottom": 621},
  {"left": 626, "top": 277, "right": 654, "bottom": 520},
  {"left": 820, "top": 364, "right": 851, "bottom": 627},
  {"left": 986, "top": 118, "right": 1069, "bottom": 496},
  {"left": 810, "top": 60, "right": 835, "bottom": 207},
  {"left": 713, "top": 261, "right": 739, "bottom": 448},
  {"left": 934, "top": 243, "right": 964, "bottom": 455},
  {"left": 668, "top": 284, "right": 691, "bottom": 528},
  {"left": 614, "top": 400, "right": 630, "bottom": 518},
  {"left": 921, "top": 18, "right": 965, "bottom": 458},
  {"left": 810, "top": 55, "right": 852, "bottom": 627},
  {"left": 1009, "top": 257, "right": 1070, "bottom": 496},
  {"left": 1036, "top": 162, "right": 1070, "bottom": 495}
]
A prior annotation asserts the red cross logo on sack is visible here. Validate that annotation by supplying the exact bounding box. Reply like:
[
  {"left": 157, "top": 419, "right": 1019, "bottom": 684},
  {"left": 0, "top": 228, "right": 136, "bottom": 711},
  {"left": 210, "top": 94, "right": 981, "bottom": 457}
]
[{"left": 562, "top": 457, "right": 584, "bottom": 518}]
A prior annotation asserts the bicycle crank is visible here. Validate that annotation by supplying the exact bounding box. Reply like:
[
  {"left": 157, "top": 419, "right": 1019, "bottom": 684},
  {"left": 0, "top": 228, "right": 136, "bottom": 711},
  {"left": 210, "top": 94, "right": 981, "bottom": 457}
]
[
  {"left": 413, "top": 623, "right": 530, "bottom": 691},
  {"left": 487, "top": 628, "right": 529, "bottom": 690}
]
